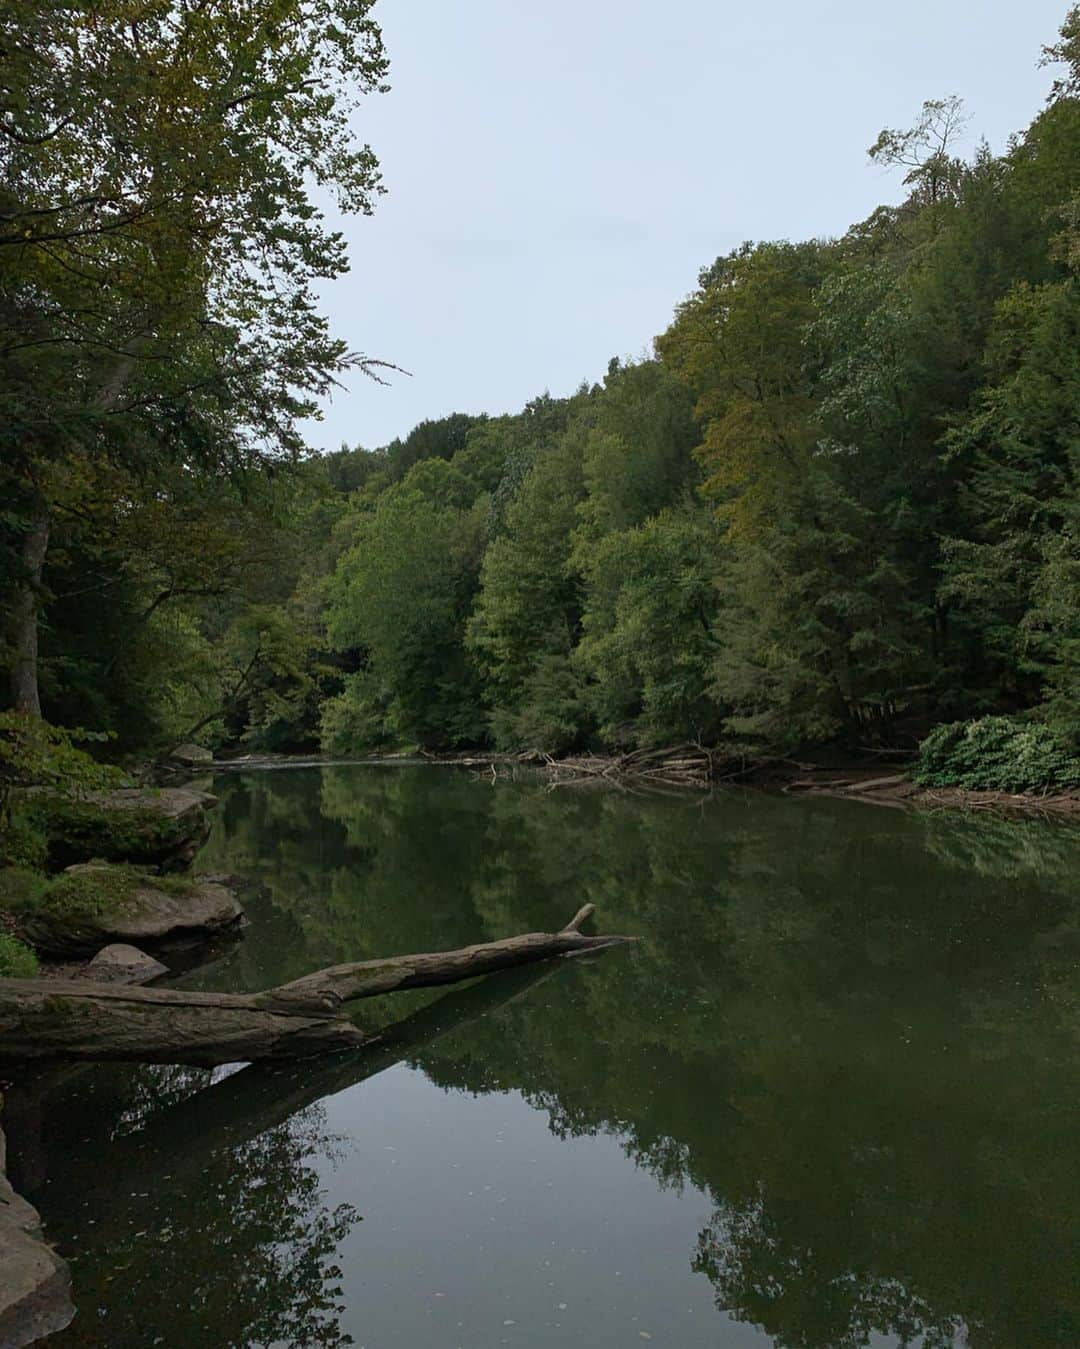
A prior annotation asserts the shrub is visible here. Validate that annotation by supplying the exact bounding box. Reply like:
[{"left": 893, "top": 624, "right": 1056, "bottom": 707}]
[
  {"left": 0, "top": 932, "right": 40, "bottom": 978},
  {"left": 915, "top": 716, "right": 1080, "bottom": 793},
  {"left": 0, "top": 813, "right": 48, "bottom": 869},
  {"left": 319, "top": 672, "right": 395, "bottom": 755},
  {"left": 0, "top": 713, "right": 127, "bottom": 867},
  {"left": 0, "top": 866, "right": 48, "bottom": 915}
]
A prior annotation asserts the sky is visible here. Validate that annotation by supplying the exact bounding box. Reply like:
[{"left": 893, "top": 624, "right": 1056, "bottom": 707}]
[{"left": 309, "top": 0, "right": 1070, "bottom": 452}]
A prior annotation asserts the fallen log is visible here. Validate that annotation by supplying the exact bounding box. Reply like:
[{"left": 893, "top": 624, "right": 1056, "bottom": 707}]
[
  {"left": 8, "top": 957, "right": 570, "bottom": 1223},
  {"left": 0, "top": 905, "right": 632, "bottom": 1067}
]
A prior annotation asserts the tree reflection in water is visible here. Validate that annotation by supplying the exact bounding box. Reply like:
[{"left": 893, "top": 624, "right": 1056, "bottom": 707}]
[
  {"left": 24, "top": 1062, "right": 358, "bottom": 1348},
  {"left": 17, "top": 767, "right": 1080, "bottom": 1348}
]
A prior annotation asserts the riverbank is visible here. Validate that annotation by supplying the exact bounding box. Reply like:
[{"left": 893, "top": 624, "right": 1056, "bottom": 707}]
[
  {"left": 751, "top": 761, "right": 1080, "bottom": 817},
  {"left": 169, "top": 746, "right": 1080, "bottom": 819}
]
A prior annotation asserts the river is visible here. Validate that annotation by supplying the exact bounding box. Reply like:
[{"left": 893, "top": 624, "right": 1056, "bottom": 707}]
[{"left": 11, "top": 765, "right": 1080, "bottom": 1346}]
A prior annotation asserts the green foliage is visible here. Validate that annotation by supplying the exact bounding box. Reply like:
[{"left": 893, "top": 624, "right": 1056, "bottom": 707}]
[
  {"left": 915, "top": 716, "right": 1080, "bottom": 792},
  {"left": 0, "top": 713, "right": 124, "bottom": 796},
  {"left": 0, "top": 932, "right": 39, "bottom": 978},
  {"left": 1, "top": 0, "right": 390, "bottom": 729},
  {"left": 941, "top": 271, "right": 1080, "bottom": 728},
  {"left": 467, "top": 421, "right": 588, "bottom": 750},
  {"left": 5, "top": 8, "right": 1080, "bottom": 794},
  {"left": 316, "top": 17, "right": 1080, "bottom": 781},
  {"left": 575, "top": 506, "right": 721, "bottom": 747},
  {"left": 323, "top": 478, "right": 487, "bottom": 749},
  {"left": 0, "top": 713, "right": 127, "bottom": 866},
  {"left": 0, "top": 866, "right": 47, "bottom": 914}
]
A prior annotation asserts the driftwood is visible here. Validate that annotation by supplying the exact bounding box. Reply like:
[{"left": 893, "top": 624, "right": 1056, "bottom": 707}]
[
  {"left": 0, "top": 906, "right": 632, "bottom": 1067},
  {"left": 544, "top": 744, "right": 716, "bottom": 789}
]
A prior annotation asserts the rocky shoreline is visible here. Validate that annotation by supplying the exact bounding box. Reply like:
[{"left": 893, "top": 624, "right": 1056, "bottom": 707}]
[{"left": 0, "top": 783, "right": 246, "bottom": 1344}]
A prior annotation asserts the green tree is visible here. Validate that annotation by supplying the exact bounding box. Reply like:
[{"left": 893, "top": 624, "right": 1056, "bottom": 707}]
[
  {"left": 574, "top": 505, "right": 721, "bottom": 747},
  {"left": 1, "top": 0, "right": 389, "bottom": 714},
  {"left": 467, "top": 420, "right": 589, "bottom": 751},
  {"left": 324, "top": 468, "right": 487, "bottom": 750}
]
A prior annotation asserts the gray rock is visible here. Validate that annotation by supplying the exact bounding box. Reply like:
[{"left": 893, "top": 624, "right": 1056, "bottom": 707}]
[
  {"left": 0, "top": 1214, "right": 73, "bottom": 1347},
  {"left": 85, "top": 943, "right": 168, "bottom": 984},
  {"left": 30, "top": 786, "right": 218, "bottom": 870},
  {"left": 23, "top": 865, "right": 243, "bottom": 957},
  {"left": 0, "top": 1123, "right": 74, "bottom": 1347},
  {"left": 170, "top": 743, "right": 214, "bottom": 766}
]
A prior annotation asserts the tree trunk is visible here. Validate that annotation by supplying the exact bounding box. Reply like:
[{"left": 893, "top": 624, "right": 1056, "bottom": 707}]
[
  {"left": 6, "top": 516, "right": 50, "bottom": 716},
  {"left": 0, "top": 906, "right": 631, "bottom": 1066}
]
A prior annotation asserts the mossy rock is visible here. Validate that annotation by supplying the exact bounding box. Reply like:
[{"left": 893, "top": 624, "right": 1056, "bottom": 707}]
[
  {"left": 169, "top": 743, "right": 215, "bottom": 767},
  {"left": 23, "top": 788, "right": 217, "bottom": 871},
  {"left": 19, "top": 863, "right": 243, "bottom": 957}
]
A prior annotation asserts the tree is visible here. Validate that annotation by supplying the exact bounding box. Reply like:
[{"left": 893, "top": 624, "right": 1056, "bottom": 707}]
[
  {"left": 323, "top": 469, "right": 487, "bottom": 750},
  {"left": 942, "top": 274, "right": 1080, "bottom": 733},
  {"left": 467, "top": 419, "right": 589, "bottom": 751},
  {"left": 868, "top": 95, "right": 970, "bottom": 208},
  {"left": 574, "top": 505, "right": 721, "bottom": 747},
  {"left": 0, "top": 0, "right": 390, "bottom": 714}
]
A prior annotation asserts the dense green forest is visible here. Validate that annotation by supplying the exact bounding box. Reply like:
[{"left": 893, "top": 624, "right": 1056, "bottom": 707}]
[{"left": 3, "top": 5, "right": 1080, "bottom": 790}]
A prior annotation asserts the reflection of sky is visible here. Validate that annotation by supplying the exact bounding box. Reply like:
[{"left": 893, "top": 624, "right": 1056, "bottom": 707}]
[
  {"left": 309, "top": 0, "right": 1065, "bottom": 452},
  {"left": 36, "top": 767, "right": 1076, "bottom": 1347},
  {"left": 323, "top": 1063, "right": 950, "bottom": 1347},
  {"left": 323, "top": 1063, "right": 752, "bottom": 1348}
]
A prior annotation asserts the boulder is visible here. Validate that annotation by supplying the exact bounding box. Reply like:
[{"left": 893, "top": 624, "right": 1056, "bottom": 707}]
[
  {"left": 169, "top": 743, "right": 214, "bottom": 767},
  {"left": 0, "top": 1206, "right": 73, "bottom": 1347},
  {"left": 0, "top": 1122, "right": 74, "bottom": 1347},
  {"left": 85, "top": 943, "right": 169, "bottom": 984},
  {"left": 22, "top": 864, "right": 243, "bottom": 957},
  {"left": 29, "top": 786, "right": 217, "bottom": 870}
]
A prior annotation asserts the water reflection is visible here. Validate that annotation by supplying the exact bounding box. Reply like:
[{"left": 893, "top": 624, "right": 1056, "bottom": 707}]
[{"left": 16, "top": 767, "right": 1080, "bottom": 1347}]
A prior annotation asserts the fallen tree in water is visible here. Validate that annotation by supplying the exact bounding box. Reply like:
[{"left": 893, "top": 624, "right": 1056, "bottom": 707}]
[{"left": 0, "top": 906, "right": 632, "bottom": 1066}]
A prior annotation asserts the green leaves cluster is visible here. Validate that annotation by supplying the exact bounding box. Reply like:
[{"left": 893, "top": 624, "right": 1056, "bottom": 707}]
[
  {"left": 1, "top": 0, "right": 389, "bottom": 743},
  {"left": 915, "top": 716, "right": 1080, "bottom": 793},
  {"left": 318, "top": 361, "right": 716, "bottom": 753}
]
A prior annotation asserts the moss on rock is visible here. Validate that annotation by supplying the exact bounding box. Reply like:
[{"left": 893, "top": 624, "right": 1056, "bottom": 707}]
[
  {"left": 23, "top": 788, "right": 216, "bottom": 871},
  {"left": 39, "top": 865, "right": 145, "bottom": 922},
  {"left": 18, "top": 863, "right": 241, "bottom": 957}
]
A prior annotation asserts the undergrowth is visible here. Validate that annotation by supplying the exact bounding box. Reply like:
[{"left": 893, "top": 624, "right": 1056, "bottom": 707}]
[{"left": 915, "top": 717, "right": 1080, "bottom": 794}]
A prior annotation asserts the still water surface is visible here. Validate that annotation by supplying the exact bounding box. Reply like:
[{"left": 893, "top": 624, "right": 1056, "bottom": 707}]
[{"left": 14, "top": 766, "right": 1080, "bottom": 1347}]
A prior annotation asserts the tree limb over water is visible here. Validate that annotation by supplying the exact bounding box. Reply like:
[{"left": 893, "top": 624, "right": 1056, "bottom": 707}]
[{"left": 0, "top": 906, "right": 633, "bottom": 1066}]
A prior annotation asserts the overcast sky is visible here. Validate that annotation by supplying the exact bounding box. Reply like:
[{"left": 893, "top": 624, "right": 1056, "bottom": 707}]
[{"left": 310, "top": 0, "right": 1069, "bottom": 452}]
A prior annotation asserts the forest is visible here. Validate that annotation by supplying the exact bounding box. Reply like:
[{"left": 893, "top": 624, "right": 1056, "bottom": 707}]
[
  {"left": 2, "top": 9, "right": 1080, "bottom": 1342},
  {"left": 3, "top": 5, "right": 1080, "bottom": 794}
]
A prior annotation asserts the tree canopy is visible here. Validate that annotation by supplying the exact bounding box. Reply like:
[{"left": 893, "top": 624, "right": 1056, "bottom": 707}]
[{"left": 3, "top": 6, "right": 1080, "bottom": 790}]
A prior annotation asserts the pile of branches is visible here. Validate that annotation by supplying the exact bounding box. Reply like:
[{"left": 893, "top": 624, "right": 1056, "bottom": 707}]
[{"left": 543, "top": 744, "right": 717, "bottom": 790}]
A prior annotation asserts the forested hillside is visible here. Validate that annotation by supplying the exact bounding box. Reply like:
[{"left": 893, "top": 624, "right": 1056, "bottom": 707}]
[{"left": 4, "top": 8, "right": 1080, "bottom": 790}]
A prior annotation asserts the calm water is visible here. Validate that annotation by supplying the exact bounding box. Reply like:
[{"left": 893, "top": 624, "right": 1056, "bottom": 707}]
[{"left": 9, "top": 766, "right": 1080, "bottom": 1347}]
